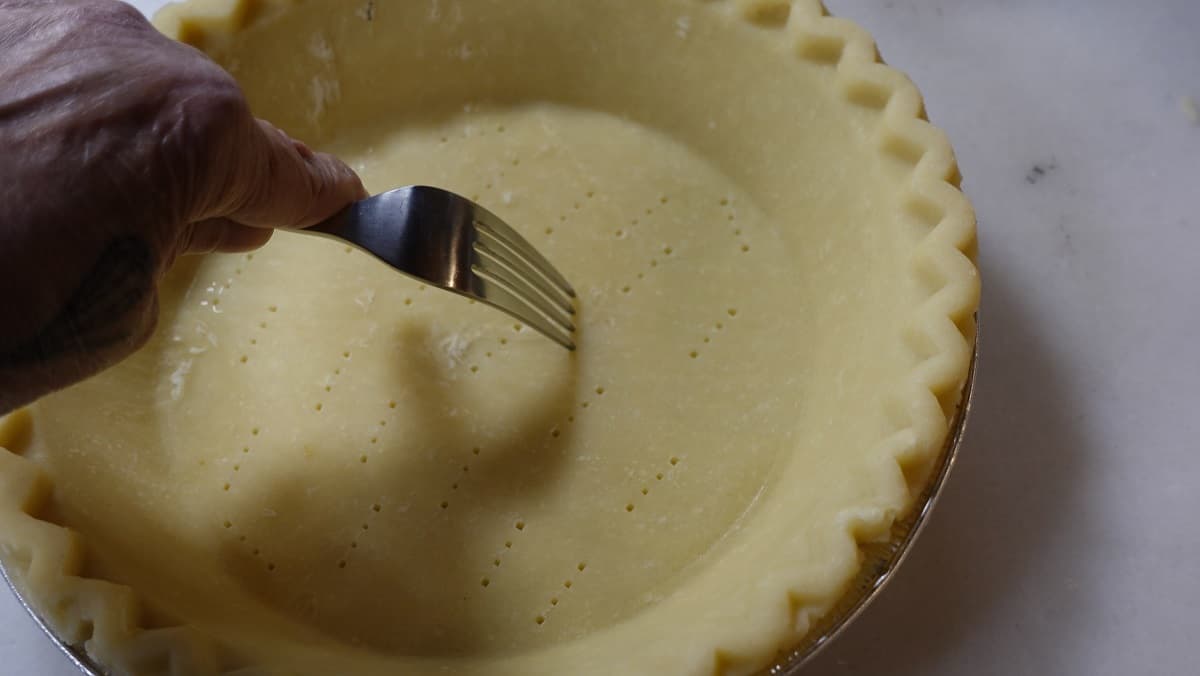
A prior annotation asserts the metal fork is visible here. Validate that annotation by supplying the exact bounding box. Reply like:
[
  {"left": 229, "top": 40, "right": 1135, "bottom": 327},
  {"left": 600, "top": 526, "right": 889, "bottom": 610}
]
[{"left": 299, "top": 186, "right": 577, "bottom": 350}]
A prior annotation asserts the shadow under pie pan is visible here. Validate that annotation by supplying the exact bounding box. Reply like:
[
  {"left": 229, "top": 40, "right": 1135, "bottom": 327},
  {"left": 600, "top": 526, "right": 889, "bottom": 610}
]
[{"left": 0, "top": 1, "right": 980, "bottom": 675}]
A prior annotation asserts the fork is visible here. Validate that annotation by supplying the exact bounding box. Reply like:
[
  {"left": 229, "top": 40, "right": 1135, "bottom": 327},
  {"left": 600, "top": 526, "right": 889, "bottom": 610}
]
[{"left": 298, "top": 186, "right": 577, "bottom": 350}]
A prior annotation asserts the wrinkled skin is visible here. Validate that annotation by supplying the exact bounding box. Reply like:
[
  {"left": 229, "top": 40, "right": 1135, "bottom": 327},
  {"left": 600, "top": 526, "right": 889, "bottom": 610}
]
[{"left": 0, "top": 0, "right": 367, "bottom": 414}]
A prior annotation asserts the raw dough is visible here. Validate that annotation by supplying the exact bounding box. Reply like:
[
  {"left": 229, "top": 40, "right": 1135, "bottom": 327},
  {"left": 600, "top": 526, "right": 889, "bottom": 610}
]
[{"left": 0, "top": 1, "right": 978, "bottom": 674}]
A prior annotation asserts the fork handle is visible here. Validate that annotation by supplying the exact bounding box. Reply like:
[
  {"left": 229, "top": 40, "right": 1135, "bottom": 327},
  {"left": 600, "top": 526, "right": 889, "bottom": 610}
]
[{"left": 300, "top": 187, "right": 474, "bottom": 290}]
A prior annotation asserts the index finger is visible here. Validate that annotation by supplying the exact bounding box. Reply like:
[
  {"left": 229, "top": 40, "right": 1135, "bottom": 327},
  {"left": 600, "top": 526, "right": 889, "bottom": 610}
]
[{"left": 212, "top": 118, "right": 368, "bottom": 230}]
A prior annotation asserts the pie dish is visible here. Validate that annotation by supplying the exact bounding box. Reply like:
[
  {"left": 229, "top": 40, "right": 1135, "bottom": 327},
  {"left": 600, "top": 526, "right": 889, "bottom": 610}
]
[{"left": 0, "top": 1, "right": 980, "bottom": 674}]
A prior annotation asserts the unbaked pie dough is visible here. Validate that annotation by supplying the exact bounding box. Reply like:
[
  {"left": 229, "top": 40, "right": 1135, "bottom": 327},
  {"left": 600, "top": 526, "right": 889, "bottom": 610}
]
[{"left": 0, "top": 1, "right": 979, "bottom": 674}]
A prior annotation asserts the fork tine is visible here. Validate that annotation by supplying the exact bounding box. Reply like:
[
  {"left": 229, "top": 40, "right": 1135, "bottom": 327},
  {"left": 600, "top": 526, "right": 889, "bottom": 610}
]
[
  {"left": 474, "top": 234, "right": 576, "bottom": 317},
  {"left": 472, "top": 248, "right": 575, "bottom": 333},
  {"left": 470, "top": 272, "right": 576, "bottom": 350},
  {"left": 473, "top": 207, "right": 577, "bottom": 299}
]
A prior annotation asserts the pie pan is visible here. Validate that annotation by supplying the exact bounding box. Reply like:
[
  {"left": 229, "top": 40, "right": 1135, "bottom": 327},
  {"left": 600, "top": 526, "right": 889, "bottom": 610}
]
[
  {"left": 2, "top": 352, "right": 976, "bottom": 675},
  {"left": 0, "top": 1, "right": 980, "bottom": 674}
]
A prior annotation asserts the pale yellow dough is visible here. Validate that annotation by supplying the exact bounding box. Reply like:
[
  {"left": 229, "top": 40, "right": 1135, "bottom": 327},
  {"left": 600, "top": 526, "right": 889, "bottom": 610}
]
[{"left": 0, "top": 1, "right": 979, "bottom": 675}]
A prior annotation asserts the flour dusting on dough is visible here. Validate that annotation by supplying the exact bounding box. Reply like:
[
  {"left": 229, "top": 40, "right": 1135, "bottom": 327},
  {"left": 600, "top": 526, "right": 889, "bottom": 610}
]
[
  {"left": 309, "top": 75, "right": 341, "bottom": 124},
  {"left": 307, "top": 34, "right": 341, "bottom": 124},
  {"left": 436, "top": 327, "right": 484, "bottom": 370},
  {"left": 308, "top": 34, "right": 335, "bottom": 63},
  {"left": 439, "top": 333, "right": 473, "bottom": 368},
  {"left": 676, "top": 16, "right": 691, "bottom": 39},
  {"left": 168, "top": 360, "right": 193, "bottom": 401},
  {"left": 194, "top": 321, "right": 218, "bottom": 348},
  {"left": 354, "top": 289, "right": 376, "bottom": 311}
]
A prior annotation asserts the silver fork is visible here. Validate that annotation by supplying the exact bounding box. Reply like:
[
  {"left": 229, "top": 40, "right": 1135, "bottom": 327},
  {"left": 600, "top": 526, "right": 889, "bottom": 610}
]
[{"left": 299, "top": 186, "right": 577, "bottom": 350}]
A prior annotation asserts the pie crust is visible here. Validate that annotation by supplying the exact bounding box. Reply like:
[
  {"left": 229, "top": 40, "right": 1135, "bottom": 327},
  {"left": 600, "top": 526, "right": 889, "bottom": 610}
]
[{"left": 0, "top": 1, "right": 979, "bottom": 674}]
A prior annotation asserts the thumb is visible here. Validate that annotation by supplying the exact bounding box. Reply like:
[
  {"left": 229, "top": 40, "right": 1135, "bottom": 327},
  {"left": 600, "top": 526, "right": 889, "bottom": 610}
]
[{"left": 210, "top": 119, "right": 367, "bottom": 231}]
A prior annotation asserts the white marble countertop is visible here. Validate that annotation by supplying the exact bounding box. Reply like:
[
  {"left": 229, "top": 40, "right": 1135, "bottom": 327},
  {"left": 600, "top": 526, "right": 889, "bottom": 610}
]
[{"left": 4, "top": 1, "right": 1198, "bottom": 674}]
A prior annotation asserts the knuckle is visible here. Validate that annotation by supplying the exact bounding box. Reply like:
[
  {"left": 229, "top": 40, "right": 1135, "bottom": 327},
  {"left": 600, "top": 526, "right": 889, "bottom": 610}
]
[
  {"left": 192, "top": 85, "right": 249, "bottom": 133},
  {"left": 172, "top": 81, "right": 249, "bottom": 148},
  {"left": 157, "top": 81, "right": 252, "bottom": 218}
]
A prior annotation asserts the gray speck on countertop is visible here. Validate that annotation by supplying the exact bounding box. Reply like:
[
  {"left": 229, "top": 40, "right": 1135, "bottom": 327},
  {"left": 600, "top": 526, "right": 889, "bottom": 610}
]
[{"left": 1025, "top": 159, "right": 1059, "bottom": 185}]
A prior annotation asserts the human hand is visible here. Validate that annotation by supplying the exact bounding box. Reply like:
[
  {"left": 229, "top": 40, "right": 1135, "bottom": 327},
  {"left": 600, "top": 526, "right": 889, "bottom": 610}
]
[{"left": 0, "top": 0, "right": 367, "bottom": 414}]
